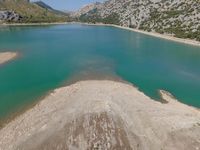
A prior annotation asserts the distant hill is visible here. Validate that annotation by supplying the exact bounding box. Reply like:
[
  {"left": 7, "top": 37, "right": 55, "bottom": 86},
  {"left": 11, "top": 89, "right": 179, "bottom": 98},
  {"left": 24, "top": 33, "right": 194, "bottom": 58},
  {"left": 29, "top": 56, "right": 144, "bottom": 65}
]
[
  {"left": 71, "top": 2, "right": 102, "bottom": 18},
  {"left": 0, "top": 0, "right": 68, "bottom": 23},
  {"left": 34, "top": 1, "right": 53, "bottom": 10},
  {"left": 34, "top": 1, "right": 68, "bottom": 16}
]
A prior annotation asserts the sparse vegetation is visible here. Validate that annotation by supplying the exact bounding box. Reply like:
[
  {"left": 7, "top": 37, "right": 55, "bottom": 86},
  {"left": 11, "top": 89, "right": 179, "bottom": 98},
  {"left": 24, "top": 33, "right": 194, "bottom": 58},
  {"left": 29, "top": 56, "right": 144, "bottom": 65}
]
[{"left": 79, "top": 11, "right": 120, "bottom": 25}]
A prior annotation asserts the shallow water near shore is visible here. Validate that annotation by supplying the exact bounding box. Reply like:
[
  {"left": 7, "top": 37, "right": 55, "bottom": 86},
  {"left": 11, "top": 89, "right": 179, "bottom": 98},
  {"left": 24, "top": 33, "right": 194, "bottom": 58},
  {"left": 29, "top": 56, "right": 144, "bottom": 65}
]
[{"left": 0, "top": 24, "right": 200, "bottom": 120}]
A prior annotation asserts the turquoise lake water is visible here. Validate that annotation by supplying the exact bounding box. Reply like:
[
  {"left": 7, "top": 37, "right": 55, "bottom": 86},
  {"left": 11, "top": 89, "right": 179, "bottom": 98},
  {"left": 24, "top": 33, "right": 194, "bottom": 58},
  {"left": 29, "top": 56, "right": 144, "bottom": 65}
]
[{"left": 0, "top": 24, "right": 200, "bottom": 119}]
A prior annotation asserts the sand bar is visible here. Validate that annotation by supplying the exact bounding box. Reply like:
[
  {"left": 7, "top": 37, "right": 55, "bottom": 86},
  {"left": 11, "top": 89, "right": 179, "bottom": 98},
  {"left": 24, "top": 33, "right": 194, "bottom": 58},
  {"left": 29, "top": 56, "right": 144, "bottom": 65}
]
[
  {"left": 0, "top": 80, "right": 199, "bottom": 150},
  {"left": 0, "top": 52, "right": 18, "bottom": 65}
]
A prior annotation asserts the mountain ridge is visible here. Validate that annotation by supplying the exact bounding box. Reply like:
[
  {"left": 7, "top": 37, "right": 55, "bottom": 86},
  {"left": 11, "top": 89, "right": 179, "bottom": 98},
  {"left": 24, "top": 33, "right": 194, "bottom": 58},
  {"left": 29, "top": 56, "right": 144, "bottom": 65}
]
[{"left": 34, "top": 1, "right": 68, "bottom": 16}]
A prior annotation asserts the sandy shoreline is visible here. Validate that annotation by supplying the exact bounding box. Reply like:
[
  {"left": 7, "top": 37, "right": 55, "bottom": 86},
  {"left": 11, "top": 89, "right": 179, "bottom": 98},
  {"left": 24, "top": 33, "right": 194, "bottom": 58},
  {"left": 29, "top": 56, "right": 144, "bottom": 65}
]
[
  {"left": 0, "top": 80, "right": 199, "bottom": 150},
  {"left": 76, "top": 22, "right": 200, "bottom": 47},
  {"left": 0, "top": 52, "right": 18, "bottom": 65},
  {"left": 1, "top": 21, "right": 200, "bottom": 47},
  {"left": 0, "top": 22, "right": 69, "bottom": 26},
  {"left": 117, "top": 26, "right": 200, "bottom": 47}
]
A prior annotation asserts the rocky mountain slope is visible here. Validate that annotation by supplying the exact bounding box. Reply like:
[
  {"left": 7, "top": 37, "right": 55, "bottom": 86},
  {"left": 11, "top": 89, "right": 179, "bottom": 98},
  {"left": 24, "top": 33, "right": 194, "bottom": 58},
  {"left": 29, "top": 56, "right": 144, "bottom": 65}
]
[
  {"left": 72, "top": 2, "right": 102, "bottom": 18},
  {"left": 0, "top": 0, "right": 67, "bottom": 23},
  {"left": 75, "top": 0, "right": 200, "bottom": 41}
]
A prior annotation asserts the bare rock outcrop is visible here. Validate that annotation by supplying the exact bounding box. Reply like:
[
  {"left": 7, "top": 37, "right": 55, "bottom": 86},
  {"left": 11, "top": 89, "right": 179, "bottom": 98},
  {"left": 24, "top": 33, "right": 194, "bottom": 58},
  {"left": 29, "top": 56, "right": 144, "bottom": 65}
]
[{"left": 0, "top": 11, "right": 22, "bottom": 22}]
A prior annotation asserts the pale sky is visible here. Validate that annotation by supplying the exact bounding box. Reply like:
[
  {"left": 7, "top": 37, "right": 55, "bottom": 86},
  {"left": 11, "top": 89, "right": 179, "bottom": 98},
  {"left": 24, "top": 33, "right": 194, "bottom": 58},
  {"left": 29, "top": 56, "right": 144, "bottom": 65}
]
[{"left": 31, "top": 0, "right": 104, "bottom": 11}]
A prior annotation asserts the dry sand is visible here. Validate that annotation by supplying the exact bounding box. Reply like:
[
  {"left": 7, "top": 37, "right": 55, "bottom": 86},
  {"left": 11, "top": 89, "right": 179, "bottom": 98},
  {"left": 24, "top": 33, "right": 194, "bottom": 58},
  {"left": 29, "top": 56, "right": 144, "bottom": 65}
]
[
  {"left": 0, "top": 52, "right": 18, "bottom": 65},
  {"left": 0, "top": 80, "right": 199, "bottom": 150}
]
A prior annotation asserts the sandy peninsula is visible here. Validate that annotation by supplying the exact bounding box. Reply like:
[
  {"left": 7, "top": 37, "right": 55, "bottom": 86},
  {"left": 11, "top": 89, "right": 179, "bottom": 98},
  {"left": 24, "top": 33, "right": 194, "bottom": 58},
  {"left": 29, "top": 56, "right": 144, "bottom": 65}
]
[
  {"left": 0, "top": 52, "right": 18, "bottom": 65},
  {"left": 0, "top": 80, "right": 199, "bottom": 150}
]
